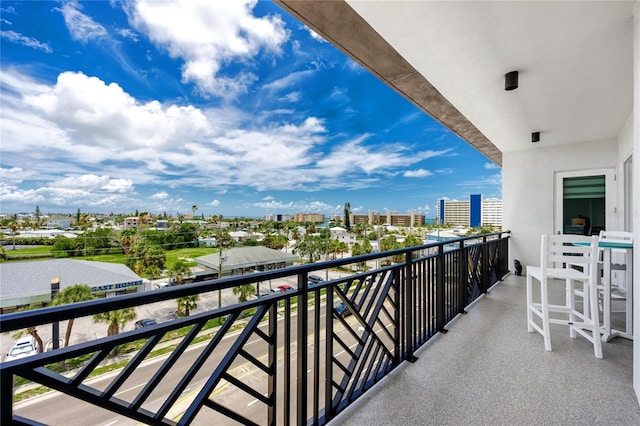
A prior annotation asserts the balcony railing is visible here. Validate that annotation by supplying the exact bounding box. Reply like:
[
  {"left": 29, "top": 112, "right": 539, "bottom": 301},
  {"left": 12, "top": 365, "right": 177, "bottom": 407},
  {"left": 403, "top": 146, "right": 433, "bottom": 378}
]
[{"left": 1, "top": 231, "right": 510, "bottom": 425}]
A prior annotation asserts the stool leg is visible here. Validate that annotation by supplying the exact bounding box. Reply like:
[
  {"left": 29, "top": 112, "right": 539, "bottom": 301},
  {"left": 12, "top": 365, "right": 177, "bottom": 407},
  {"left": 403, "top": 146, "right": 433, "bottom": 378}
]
[
  {"left": 567, "top": 278, "right": 576, "bottom": 338},
  {"left": 589, "top": 278, "right": 603, "bottom": 359},
  {"left": 526, "top": 274, "right": 533, "bottom": 332},
  {"left": 541, "top": 277, "right": 552, "bottom": 351}
]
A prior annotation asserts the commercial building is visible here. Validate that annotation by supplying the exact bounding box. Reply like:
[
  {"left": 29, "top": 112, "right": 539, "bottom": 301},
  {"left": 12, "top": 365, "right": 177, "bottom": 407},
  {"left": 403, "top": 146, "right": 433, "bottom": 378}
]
[
  {"left": 194, "top": 246, "right": 300, "bottom": 279},
  {"left": 0, "top": 259, "right": 143, "bottom": 314}
]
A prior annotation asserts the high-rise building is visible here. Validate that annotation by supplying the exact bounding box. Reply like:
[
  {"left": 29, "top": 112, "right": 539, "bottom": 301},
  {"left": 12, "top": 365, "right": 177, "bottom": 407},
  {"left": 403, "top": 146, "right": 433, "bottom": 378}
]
[
  {"left": 264, "top": 213, "right": 325, "bottom": 223},
  {"left": 437, "top": 195, "right": 502, "bottom": 228}
]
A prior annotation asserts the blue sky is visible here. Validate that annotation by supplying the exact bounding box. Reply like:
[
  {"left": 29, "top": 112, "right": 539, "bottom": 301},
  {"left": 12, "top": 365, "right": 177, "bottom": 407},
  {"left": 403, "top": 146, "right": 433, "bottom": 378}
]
[{"left": 0, "top": 0, "right": 501, "bottom": 219}]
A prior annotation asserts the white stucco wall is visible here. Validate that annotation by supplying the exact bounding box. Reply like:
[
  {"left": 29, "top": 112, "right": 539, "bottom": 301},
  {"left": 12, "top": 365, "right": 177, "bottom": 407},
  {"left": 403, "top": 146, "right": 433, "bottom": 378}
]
[
  {"left": 503, "top": 139, "right": 617, "bottom": 272},
  {"left": 632, "top": 0, "right": 640, "bottom": 404}
]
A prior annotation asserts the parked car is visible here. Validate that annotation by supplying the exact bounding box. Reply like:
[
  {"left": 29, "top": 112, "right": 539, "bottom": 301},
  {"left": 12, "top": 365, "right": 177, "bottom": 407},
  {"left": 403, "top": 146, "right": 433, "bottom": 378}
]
[
  {"left": 308, "top": 275, "right": 324, "bottom": 283},
  {"left": 135, "top": 319, "right": 157, "bottom": 329},
  {"left": 276, "top": 284, "right": 294, "bottom": 292},
  {"left": 4, "top": 335, "right": 38, "bottom": 362},
  {"left": 334, "top": 302, "right": 352, "bottom": 318}
]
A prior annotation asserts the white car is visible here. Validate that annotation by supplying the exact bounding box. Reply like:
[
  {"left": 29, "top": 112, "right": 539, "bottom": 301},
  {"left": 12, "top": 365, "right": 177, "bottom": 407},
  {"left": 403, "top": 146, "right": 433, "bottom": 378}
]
[{"left": 4, "top": 336, "right": 38, "bottom": 362}]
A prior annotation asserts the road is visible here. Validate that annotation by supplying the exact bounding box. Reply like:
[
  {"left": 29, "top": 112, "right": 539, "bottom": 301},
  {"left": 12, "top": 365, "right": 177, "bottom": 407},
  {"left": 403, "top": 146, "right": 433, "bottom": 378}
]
[{"left": 11, "top": 288, "right": 370, "bottom": 425}]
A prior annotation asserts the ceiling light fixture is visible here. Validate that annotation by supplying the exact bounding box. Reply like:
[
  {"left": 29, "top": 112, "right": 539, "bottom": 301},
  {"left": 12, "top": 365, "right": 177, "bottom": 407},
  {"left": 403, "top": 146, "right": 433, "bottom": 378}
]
[
  {"left": 505, "top": 71, "right": 519, "bottom": 91},
  {"left": 531, "top": 132, "right": 540, "bottom": 143}
]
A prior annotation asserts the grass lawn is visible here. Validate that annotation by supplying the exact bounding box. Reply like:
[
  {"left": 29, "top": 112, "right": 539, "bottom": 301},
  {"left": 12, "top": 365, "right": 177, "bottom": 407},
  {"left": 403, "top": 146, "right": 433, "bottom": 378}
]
[
  {"left": 5, "top": 245, "right": 53, "bottom": 259},
  {"left": 4, "top": 245, "right": 219, "bottom": 270},
  {"left": 165, "top": 247, "right": 219, "bottom": 267}
]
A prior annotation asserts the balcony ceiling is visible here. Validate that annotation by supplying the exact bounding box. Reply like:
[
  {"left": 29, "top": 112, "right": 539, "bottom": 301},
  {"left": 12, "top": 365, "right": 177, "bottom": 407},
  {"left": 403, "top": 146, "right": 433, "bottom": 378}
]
[{"left": 275, "top": 1, "right": 635, "bottom": 166}]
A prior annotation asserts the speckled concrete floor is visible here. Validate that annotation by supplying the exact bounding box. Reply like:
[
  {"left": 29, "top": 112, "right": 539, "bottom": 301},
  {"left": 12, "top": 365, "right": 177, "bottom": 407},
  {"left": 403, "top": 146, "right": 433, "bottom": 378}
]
[{"left": 331, "top": 274, "right": 640, "bottom": 426}]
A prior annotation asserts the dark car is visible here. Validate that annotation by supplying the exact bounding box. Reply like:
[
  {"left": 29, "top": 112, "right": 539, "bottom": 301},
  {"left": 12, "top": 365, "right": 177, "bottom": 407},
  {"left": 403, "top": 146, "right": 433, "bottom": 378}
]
[
  {"left": 334, "top": 302, "right": 351, "bottom": 318},
  {"left": 135, "top": 319, "right": 157, "bottom": 329},
  {"left": 308, "top": 275, "right": 324, "bottom": 283}
]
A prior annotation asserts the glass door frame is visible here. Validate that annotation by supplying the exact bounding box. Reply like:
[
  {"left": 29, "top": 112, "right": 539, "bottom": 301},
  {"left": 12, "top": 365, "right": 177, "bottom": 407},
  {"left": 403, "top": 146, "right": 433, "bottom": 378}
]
[{"left": 554, "top": 167, "right": 617, "bottom": 235}]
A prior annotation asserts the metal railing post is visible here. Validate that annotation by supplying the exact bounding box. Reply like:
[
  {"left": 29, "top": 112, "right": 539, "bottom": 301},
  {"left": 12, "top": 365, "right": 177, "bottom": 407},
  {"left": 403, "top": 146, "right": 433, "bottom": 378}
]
[
  {"left": 459, "top": 240, "right": 468, "bottom": 313},
  {"left": 296, "top": 273, "right": 308, "bottom": 425},
  {"left": 405, "top": 251, "right": 417, "bottom": 362},
  {"left": 481, "top": 236, "right": 489, "bottom": 293},
  {"left": 436, "top": 243, "right": 447, "bottom": 333}
]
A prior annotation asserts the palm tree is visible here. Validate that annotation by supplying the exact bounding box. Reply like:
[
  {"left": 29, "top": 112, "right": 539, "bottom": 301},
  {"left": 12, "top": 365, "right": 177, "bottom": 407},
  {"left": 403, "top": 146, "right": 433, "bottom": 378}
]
[
  {"left": 169, "top": 259, "right": 191, "bottom": 285},
  {"left": 27, "top": 327, "right": 44, "bottom": 353},
  {"left": 233, "top": 284, "right": 258, "bottom": 302},
  {"left": 8, "top": 221, "right": 19, "bottom": 250},
  {"left": 177, "top": 295, "right": 200, "bottom": 317},
  {"left": 191, "top": 205, "right": 198, "bottom": 219},
  {"left": 51, "top": 284, "right": 94, "bottom": 347},
  {"left": 93, "top": 308, "right": 136, "bottom": 336}
]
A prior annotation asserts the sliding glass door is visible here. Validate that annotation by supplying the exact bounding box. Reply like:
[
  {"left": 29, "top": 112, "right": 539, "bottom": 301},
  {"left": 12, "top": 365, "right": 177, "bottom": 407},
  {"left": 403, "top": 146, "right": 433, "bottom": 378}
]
[{"left": 554, "top": 168, "right": 616, "bottom": 235}]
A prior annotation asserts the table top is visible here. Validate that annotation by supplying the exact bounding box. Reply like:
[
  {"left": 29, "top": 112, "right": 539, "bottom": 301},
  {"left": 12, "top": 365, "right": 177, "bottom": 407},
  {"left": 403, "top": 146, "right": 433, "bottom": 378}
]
[{"left": 573, "top": 241, "right": 633, "bottom": 249}]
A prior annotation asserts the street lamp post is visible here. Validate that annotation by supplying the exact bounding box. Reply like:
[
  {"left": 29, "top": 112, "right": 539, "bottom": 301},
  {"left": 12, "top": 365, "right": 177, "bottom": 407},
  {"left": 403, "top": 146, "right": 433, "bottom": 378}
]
[{"left": 218, "top": 248, "right": 227, "bottom": 309}]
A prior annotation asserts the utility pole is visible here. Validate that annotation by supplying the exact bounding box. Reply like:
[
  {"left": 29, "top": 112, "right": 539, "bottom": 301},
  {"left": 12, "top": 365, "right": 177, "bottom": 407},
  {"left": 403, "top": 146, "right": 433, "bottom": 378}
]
[{"left": 51, "top": 277, "right": 60, "bottom": 350}]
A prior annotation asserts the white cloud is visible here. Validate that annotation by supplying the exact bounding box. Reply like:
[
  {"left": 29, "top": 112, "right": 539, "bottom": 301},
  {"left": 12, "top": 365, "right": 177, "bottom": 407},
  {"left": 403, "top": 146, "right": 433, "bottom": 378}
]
[
  {"left": 252, "top": 197, "right": 335, "bottom": 213},
  {"left": 116, "top": 27, "right": 139, "bottom": 42},
  {"left": 150, "top": 191, "right": 169, "bottom": 200},
  {"left": 484, "top": 162, "right": 500, "bottom": 170},
  {"left": 403, "top": 169, "right": 433, "bottom": 178},
  {"left": 304, "top": 26, "right": 326, "bottom": 43},
  {"left": 126, "top": 0, "right": 289, "bottom": 97},
  {"left": 59, "top": 1, "right": 108, "bottom": 43},
  {"left": 208, "top": 199, "right": 221, "bottom": 207},
  {"left": 0, "top": 30, "right": 52, "bottom": 53},
  {"left": 1, "top": 68, "right": 471, "bottom": 211}
]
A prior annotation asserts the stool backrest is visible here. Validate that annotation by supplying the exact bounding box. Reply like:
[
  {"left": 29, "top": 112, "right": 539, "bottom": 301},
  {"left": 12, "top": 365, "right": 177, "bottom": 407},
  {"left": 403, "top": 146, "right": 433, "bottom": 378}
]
[
  {"left": 541, "top": 234, "right": 599, "bottom": 275},
  {"left": 598, "top": 230, "right": 633, "bottom": 244}
]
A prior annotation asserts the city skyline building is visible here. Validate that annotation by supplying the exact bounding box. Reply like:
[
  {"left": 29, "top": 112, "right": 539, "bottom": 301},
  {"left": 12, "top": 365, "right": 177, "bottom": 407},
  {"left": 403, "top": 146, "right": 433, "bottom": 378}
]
[{"left": 436, "top": 195, "right": 503, "bottom": 228}]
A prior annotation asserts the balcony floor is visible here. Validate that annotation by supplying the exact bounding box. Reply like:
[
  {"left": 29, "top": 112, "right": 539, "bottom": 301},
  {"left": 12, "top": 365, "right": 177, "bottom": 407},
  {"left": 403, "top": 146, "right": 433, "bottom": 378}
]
[{"left": 332, "top": 274, "right": 640, "bottom": 425}]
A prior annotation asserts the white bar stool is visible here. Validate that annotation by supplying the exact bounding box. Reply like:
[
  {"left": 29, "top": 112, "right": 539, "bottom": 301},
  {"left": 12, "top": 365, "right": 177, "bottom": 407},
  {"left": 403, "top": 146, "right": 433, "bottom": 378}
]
[{"left": 526, "top": 234, "right": 602, "bottom": 358}]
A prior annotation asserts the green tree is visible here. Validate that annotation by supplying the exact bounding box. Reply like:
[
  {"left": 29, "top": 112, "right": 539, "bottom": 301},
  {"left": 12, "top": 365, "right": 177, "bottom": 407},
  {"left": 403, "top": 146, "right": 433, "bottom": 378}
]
[
  {"left": 52, "top": 236, "right": 81, "bottom": 258},
  {"left": 169, "top": 259, "right": 191, "bottom": 285},
  {"left": 93, "top": 308, "right": 136, "bottom": 336},
  {"left": 125, "top": 240, "right": 166, "bottom": 275},
  {"left": 191, "top": 204, "right": 198, "bottom": 218},
  {"left": 119, "top": 229, "right": 137, "bottom": 254},
  {"left": 403, "top": 235, "right": 423, "bottom": 248},
  {"left": 294, "top": 235, "right": 325, "bottom": 263},
  {"left": 52, "top": 284, "right": 94, "bottom": 347},
  {"left": 177, "top": 295, "right": 200, "bottom": 317},
  {"left": 145, "top": 265, "right": 162, "bottom": 279},
  {"left": 233, "top": 284, "right": 256, "bottom": 302},
  {"left": 263, "top": 234, "right": 288, "bottom": 250},
  {"left": 380, "top": 235, "right": 402, "bottom": 264},
  {"left": 35, "top": 205, "right": 41, "bottom": 225},
  {"left": 8, "top": 221, "right": 19, "bottom": 250}
]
